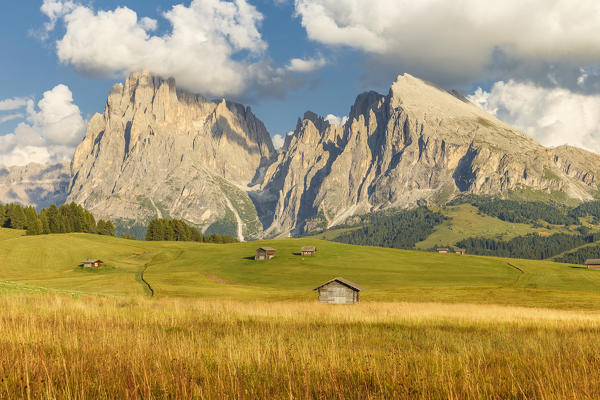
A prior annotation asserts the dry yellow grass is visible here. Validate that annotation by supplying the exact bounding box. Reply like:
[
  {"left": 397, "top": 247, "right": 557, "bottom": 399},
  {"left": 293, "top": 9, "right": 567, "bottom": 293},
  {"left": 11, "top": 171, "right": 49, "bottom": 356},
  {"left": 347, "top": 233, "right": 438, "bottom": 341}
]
[{"left": 2, "top": 294, "right": 600, "bottom": 399}]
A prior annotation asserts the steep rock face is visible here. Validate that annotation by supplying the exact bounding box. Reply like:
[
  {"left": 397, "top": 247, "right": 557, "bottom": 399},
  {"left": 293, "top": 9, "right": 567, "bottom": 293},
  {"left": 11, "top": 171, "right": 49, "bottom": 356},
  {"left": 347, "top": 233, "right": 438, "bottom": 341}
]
[
  {"left": 0, "top": 162, "right": 70, "bottom": 209},
  {"left": 261, "top": 74, "right": 600, "bottom": 236},
  {"left": 68, "top": 71, "right": 275, "bottom": 240}
]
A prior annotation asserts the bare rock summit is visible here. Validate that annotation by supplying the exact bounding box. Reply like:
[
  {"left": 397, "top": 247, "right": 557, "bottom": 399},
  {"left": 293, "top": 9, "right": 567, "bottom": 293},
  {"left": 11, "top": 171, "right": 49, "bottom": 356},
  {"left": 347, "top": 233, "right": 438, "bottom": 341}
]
[{"left": 68, "top": 71, "right": 275, "bottom": 240}]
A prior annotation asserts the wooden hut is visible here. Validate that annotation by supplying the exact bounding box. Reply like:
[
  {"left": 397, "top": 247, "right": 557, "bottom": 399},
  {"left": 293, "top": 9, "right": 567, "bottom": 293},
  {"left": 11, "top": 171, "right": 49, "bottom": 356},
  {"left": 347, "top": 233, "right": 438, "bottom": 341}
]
[
  {"left": 255, "top": 247, "right": 276, "bottom": 260},
  {"left": 585, "top": 259, "right": 600, "bottom": 270},
  {"left": 455, "top": 248, "right": 466, "bottom": 255},
  {"left": 437, "top": 248, "right": 449, "bottom": 254},
  {"left": 82, "top": 259, "right": 103, "bottom": 268},
  {"left": 313, "top": 277, "right": 363, "bottom": 304},
  {"left": 301, "top": 246, "right": 316, "bottom": 256}
]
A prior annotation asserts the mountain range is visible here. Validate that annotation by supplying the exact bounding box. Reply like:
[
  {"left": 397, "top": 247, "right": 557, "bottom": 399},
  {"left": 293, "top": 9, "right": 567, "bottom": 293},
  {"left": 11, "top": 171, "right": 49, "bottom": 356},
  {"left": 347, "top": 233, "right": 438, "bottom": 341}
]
[{"left": 4, "top": 71, "right": 600, "bottom": 239}]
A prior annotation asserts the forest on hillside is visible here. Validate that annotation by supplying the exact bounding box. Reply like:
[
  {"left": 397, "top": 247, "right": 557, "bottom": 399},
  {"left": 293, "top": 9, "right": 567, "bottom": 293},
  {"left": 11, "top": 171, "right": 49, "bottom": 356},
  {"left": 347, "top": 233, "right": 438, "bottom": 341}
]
[
  {"left": 455, "top": 232, "right": 600, "bottom": 260},
  {"left": 451, "top": 195, "right": 600, "bottom": 226},
  {"left": 326, "top": 197, "right": 600, "bottom": 263},
  {"left": 333, "top": 207, "right": 446, "bottom": 249},
  {"left": 145, "top": 218, "right": 238, "bottom": 243},
  {"left": 0, "top": 202, "right": 115, "bottom": 236}
]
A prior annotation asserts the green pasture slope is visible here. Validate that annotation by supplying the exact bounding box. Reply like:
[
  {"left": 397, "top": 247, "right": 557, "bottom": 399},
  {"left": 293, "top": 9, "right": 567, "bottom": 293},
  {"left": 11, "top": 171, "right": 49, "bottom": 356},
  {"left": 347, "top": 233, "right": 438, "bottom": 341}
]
[{"left": 1, "top": 228, "right": 600, "bottom": 308}]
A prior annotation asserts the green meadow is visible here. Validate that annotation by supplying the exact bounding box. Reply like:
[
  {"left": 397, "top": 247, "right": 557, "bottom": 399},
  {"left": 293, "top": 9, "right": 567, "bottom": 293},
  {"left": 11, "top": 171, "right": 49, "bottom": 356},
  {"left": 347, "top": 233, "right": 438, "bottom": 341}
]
[{"left": 1, "top": 227, "right": 600, "bottom": 308}]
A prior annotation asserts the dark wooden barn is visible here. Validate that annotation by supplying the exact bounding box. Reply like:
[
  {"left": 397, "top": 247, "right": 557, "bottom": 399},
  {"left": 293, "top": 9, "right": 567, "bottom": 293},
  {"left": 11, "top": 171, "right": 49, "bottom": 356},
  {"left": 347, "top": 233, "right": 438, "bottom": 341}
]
[
  {"left": 255, "top": 247, "right": 276, "bottom": 260},
  {"left": 313, "top": 277, "right": 363, "bottom": 304},
  {"left": 585, "top": 259, "right": 600, "bottom": 270},
  {"left": 82, "top": 259, "right": 103, "bottom": 268},
  {"left": 301, "top": 246, "right": 316, "bottom": 256}
]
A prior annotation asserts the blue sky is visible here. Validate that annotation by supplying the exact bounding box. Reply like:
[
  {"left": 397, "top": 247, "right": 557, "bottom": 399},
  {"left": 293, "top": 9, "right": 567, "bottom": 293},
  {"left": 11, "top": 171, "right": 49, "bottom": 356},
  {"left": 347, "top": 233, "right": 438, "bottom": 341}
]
[{"left": 2, "top": 0, "right": 600, "bottom": 166}]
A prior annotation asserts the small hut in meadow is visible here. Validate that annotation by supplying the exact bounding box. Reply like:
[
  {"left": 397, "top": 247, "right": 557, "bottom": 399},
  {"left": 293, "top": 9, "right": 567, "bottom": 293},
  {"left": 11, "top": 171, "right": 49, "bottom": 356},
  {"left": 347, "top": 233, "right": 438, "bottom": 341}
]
[
  {"left": 455, "top": 249, "right": 467, "bottom": 255},
  {"left": 255, "top": 247, "right": 276, "bottom": 260},
  {"left": 82, "top": 259, "right": 103, "bottom": 268},
  {"left": 585, "top": 259, "right": 600, "bottom": 270},
  {"left": 313, "top": 277, "right": 363, "bottom": 304},
  {"left": 437, "top": 248, "right": 449, "bottom": 254},
  {"left": 301, "top": 246, "right": 316, "bottom": 256}
]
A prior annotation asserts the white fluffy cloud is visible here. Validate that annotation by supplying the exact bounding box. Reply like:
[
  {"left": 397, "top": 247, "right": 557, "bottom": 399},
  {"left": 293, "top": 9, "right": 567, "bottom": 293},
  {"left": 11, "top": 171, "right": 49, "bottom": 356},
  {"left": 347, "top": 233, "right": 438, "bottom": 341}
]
[
  {"left": 324, "top": 114, "right": 347, "bottom": 126},
  {"left": 286, "top": 57, "right": 327, "bottom": 73},
  {"left": 272, "top": 134, "right": 285, "bottom": 150},
  {"left": 294, "top": 0, "right": 600, "bottom": 85},
  {"left": 0, "top": 85, "right": 85, "bottom": 166},
  {"left": 272, "top": 131, "right": 294, "bottom": 150},
  {"left": 0, "top": 114, "right": 24, "bottom": 124},
  {"left": 42, "top": 0, "right": 325, "bottom": 98},
  {"left": 0, "top": 97, "right": 28, "bottom": 111},
  {"left": 40, "top": 0, "right": 76, "bottom": 34},
  {"left": 469, "top": 81, "right": 600, "bottom": 153}
]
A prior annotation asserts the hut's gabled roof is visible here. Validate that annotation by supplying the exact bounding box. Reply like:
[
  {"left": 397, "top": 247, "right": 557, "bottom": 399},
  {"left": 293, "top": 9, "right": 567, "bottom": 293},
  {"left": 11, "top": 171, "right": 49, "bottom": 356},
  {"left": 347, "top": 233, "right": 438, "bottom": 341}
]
[
  {"left": 257, "top": 247, "right": 276, "bottom": 251},
  {"left": 313, "top": 277, "right": 363, "bottom": 292},
  {"left": 301, "top": 246, "right": 316, "bottom": 252},
  {"left": 82, "top": 259, "right": 102, "bottom": 263},
  {"left": 585, "top": 259, "right": 600, "bottom": 265}
]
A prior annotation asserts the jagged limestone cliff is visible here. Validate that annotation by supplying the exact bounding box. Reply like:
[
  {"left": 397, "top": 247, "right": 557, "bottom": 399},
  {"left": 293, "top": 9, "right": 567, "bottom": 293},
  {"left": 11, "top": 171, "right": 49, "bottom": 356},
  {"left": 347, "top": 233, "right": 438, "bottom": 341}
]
[
  {"left": 260, "top": 74, "right": 600, "bottom": 236},
  {"left": 67, "top": 71, "right": 274, "bottom": 240},
  {"left": 0, "top": 162, "right": 70, "bottom": 209},
  {"left": 65, "top": 71, "right": 600, "bottom": 239}
]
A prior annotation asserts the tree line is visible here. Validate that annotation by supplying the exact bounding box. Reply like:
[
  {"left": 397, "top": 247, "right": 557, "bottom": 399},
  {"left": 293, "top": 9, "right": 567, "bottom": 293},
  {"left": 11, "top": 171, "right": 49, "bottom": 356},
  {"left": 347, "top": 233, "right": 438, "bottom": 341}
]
[
  {"left": 0, "top": 202, "right": 114, "bottom": 236},
  {"left": 333, "top": 207, "right": 446, "bottom": 249},
  {"left": 450, "top": 195, "right": 578, "bottom": 225},
  {"left": 455, "top": 231, "right": 600, "bottom": 260},
  {"left": 145, "top": 218, "right": 238, "bottom": 243},
  {"left": 554, "top": 244, "right": 600, "bottom": 264},
  {"left": 451, "top": 196, "right": 600, "bottom": 227}
]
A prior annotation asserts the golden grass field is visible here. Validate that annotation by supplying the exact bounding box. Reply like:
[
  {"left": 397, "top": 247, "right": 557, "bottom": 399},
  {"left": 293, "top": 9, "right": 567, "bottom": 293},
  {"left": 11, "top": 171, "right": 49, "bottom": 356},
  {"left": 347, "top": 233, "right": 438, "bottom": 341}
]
[
  {"left": 3, "top": 229, "right": 600, "bottom": 398},
  {"left": 2, "top": 293, "right": 600, "bottom": 399}
]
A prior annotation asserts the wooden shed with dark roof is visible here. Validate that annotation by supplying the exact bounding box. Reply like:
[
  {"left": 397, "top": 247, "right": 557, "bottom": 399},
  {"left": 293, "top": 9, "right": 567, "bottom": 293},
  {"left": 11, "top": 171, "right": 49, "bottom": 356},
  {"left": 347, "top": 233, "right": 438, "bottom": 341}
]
[
  {"left": 255, "top": 247, "right": 276, "bottom": 260},
  {"left": 301, "top": 246, "right": 316, "bottom": 256},
  {"left": 313, "top": 277, "right": 363, "bottom": 304},
  {"left": 585, "top": 259, "right": 600, "bottom": 270},
  {"left": 82, "top": 259, "right": 103, "bottom": 268}
]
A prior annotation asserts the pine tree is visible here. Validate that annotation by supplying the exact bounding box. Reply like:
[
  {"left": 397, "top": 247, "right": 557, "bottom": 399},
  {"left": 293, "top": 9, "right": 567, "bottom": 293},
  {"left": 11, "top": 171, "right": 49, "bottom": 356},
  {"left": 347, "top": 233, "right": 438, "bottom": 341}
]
[
  {"left": 6, "top": 204, "right": 26, "bottom": 229},
  {"left": 26, "top": 217, "right": 43, "bottom": 235}
]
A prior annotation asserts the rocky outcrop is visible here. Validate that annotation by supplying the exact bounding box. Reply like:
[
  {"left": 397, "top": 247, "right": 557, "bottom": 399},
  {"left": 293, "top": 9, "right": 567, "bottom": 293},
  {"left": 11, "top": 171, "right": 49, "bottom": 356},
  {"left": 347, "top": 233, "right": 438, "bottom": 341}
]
[
  {"left": 260, "top": 74, "right": 600, "bottom": 236},
  {"left": 67, "top": 71, "right": 275, "bottom": 240},
  {"left": 0, "top": 162, "right": 70, "bottom": 209}
]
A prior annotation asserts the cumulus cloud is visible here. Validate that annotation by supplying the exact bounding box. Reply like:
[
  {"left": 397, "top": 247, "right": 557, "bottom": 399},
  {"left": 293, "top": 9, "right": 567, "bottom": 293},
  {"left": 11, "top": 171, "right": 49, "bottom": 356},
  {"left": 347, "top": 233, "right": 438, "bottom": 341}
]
[
  {"left": 0, "top": 114, "right": 24, "bottom": 124},
  {"left": 294, "top": 0, "right": 600, "bottom": 87},
  {"left": 324, "top": 114, "right": 348, "bottom": 126},
  {"left": 469, "top": 81, "right": 600, "bottom": 153},
  {"left": 286, "top": 57, "right": 327, "bottom": 73},
  {"left": 0, "top": 85, "right": 85, "bottom": 167},
  {"left": 41, "top": 0, "right": 324, "bottom": 99},
  {"left": 272, "top": 134, "right": 285, "bottom": 150},
  {"left": 0, "top": 97, "right": 28, "bottom": 111},
  {"left": 39, "top": 0, "right": 76, "bottom": 38}
]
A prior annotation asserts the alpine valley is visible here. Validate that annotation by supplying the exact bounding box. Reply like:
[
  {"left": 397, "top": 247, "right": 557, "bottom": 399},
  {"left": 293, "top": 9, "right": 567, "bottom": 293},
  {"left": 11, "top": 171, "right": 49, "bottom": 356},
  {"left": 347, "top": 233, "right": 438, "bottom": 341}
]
[{"left": 5, "top": 71, "right": 600, "bottom": 240}]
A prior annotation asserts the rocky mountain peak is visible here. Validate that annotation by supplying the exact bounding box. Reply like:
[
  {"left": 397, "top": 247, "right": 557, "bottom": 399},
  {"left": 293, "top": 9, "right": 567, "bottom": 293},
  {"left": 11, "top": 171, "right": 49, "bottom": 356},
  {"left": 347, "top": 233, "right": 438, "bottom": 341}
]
[
  {"left": 258, "top": 73, "right": 600, "bottom": 236},
  {"left": 0, "top": 162, "right": 70, "bottom": 209},
  {"left": 67, "top": 71, "right": 274, "bottom": 240}
]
